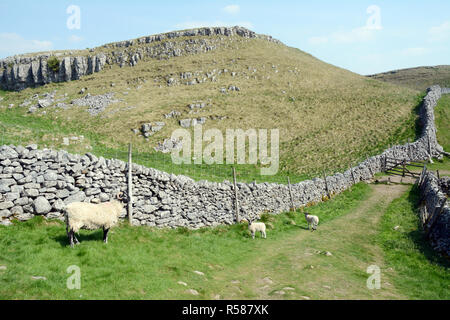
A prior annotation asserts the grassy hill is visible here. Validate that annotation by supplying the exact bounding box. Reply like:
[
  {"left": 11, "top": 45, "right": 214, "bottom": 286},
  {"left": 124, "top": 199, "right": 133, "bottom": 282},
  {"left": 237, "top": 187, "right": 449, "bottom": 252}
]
[
  {"left": 0, "top": 28, "right": 421, "bottom": 182},
  {"left": 367, "top": 65, "right": 450, "bottom": 91}
]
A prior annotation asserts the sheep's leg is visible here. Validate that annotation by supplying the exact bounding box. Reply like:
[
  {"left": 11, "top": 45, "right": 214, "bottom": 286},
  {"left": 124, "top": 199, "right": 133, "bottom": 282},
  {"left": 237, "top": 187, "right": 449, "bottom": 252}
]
[
  {"left": 251, "top": 232, "right": 255, "bottom": 239},
  {"left": 68, "top": 229, "right": 74, "bottom": 248},
  {"left": 73, "top": 234, "right": 80, "bottom": 244},
  {"left": 262, "top": 231, "right": 266, "bottom": 239},
  {"left": 103, "top": 227, "right": 110, "bottom": 244}
]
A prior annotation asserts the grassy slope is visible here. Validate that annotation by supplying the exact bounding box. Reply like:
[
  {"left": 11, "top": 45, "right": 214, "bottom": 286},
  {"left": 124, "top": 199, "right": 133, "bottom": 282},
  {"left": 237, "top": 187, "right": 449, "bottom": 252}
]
[
  {"left": 368, "top": 65, "right": 450, "bottom": 91},
  {"left": 378, "top": 185, "right": 450, "bottom": 299},
  {"left": 427, "top": 93, "right": 450, "bottom": 172},
  {"left": 0, "top": 35, "right": 420, "bottom": 182}
]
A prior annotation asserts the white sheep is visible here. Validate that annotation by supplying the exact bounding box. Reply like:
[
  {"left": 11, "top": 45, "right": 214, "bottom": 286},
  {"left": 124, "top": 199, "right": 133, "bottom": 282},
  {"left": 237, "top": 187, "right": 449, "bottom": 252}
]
[
  {"left": 304, "top": 212, "right": 319, "bottom": 231},
  {"left": 65, "top": 192, "right": 127, "bottom": 247},
  {"left": 248, "top": 219, "right": 267, "bottom": 239}
]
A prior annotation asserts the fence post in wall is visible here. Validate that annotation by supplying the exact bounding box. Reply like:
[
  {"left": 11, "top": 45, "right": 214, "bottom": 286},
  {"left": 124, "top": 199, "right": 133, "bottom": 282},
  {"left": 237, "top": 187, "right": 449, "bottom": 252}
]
[
  {"left": 349, "top": 163, "right": 356, "bottom": 186},
  {"left": 287, "top": 176, "right": 294, "bottom": 211},
  {"left": 407, "top": 138, "right": 412, "bottom": 160},
  {"left": 127, "top": 143, "right": 133, "bottom": 225},
  {"left": 366, "top": 156, "right": 373, "bottom": 177},
  {"left": 323, "top": 170, "right": 330, "bottom": 199},
  {"left": 233, "top": 167, "right": 240, "bottom": 224}
]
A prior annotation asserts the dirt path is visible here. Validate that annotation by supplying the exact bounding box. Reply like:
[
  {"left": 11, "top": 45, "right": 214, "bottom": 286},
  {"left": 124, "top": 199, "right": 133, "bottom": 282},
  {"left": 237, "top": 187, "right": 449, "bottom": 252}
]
[{"left": 206, "top": 182, "right": 410, "bottom": 300}]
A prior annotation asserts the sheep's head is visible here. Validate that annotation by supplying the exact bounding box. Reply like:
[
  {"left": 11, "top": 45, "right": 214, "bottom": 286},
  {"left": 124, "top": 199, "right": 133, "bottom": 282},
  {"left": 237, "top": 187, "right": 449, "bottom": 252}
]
[{"left": 117, "top": 191, "right": 129, "bottom": 203}]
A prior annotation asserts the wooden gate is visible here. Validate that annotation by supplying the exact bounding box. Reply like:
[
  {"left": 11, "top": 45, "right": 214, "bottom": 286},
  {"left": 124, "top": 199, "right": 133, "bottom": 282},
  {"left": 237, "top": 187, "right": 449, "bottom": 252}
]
[{"left": 384, "top": 156, "right": 426, "bottom": 178}]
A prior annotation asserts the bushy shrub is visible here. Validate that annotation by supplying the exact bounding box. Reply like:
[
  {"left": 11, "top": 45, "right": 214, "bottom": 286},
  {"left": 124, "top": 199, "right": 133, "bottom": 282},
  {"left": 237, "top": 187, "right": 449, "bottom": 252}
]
[{"left": 47, "top": 56, "right": 60, "bottom": 73}]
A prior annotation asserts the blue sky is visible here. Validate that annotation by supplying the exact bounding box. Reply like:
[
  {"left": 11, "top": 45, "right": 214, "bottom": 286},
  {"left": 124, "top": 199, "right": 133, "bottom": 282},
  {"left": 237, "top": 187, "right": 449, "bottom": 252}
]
[{"left": 0, "top": 0, "right": 449, "bottom": 75}]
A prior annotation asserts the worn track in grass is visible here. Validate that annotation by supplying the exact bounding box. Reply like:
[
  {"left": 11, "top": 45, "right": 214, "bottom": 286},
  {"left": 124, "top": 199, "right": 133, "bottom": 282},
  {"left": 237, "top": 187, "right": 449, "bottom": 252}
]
[{"left": 202, "top": 182, "right": 410, "bottom": 300}]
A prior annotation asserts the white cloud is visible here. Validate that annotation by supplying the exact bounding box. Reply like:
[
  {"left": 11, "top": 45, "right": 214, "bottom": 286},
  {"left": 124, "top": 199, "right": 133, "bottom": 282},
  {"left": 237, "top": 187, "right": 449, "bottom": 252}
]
[
  {"left": 401, "top": 47, "right": 431, "bottom": 57},
  {"left": 308, "top": 26, "right": 380, "bottom": 46},
  {"left": 331, "top": 26, "right": 377, "bottom": 44},
  {"left": 174, "top": 20, "right": 253, "bottom": 30},
  {"left": 308, "top": 36, "right": 328, "bottom": 45},
  {"left": 429, "top": 21, "right": 450, "bottom": 42},
  {"left": 223, "top": 4, "right": 240, "bottom": 14},
  {"left": 0, "top": 33, "right": 53, "bottom": 57},
  {"left": 68, "top": 35, "right": 83, "bottom": 43}
]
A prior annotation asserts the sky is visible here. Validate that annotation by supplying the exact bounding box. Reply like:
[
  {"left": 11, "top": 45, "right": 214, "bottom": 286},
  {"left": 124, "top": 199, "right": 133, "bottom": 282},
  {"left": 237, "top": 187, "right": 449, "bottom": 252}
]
[{"left": 0, "top": 0, "right": 449, "bottom": 75}]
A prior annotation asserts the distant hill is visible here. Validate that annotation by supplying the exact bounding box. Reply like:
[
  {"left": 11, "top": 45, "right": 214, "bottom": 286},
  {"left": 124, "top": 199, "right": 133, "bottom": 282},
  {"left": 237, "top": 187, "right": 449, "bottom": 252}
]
[{"left": 367, "top": 65, "right": 450, "bottom": 91}]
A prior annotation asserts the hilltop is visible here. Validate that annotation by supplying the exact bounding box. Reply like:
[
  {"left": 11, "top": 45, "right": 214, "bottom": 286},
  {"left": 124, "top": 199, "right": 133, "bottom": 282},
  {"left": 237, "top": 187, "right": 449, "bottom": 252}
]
[
  {"left": 367, "top": 65, "right": 450, "bottom": 91},
  {"left": 0, "top": 27, "right": 421, "bottom": 180}
]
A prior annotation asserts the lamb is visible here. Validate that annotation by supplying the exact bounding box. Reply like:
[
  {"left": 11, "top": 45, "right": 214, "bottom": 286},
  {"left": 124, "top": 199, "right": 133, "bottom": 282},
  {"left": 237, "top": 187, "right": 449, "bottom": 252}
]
[
  {"left": 304, "top": 212, "right": 319, "bottom": 231},
  {"left": 65, "top": 192, "right": 127, "bottom": 247},
  {"left": 248, "top": 219, "right": 267, "bottom": 239}
]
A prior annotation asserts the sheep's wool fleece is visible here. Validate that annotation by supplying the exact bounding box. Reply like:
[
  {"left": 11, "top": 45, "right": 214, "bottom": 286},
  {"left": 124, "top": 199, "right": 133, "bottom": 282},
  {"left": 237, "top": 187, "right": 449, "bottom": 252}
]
[
  {"left": 249, "top": 222, "right": 266, "bottom": 232},
  {"left": 66, "top": 201, "right": 123, "bottom": 232}
]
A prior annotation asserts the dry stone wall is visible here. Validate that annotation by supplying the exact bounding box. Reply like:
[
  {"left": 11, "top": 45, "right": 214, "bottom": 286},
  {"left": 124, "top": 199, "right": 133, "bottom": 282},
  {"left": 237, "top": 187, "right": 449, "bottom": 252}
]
[
  {"left": 0, "top": 86, "right": 448, "bottom": 229},
  {"left": 418, "top": 171, "right": 449, "bottom": 257},
  {"left": 0, "top": 26, "right": 280, "bottom": 91}
]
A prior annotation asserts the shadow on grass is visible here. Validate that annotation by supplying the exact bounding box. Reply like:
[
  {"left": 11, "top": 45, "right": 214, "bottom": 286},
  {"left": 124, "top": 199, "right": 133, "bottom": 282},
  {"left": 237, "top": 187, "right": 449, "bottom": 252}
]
[
  {"left": 53, "top": 230, "right": 104, "bottom": 247},
  {"left": 406, "top": 184, "right": 450, "bottom": 268}
]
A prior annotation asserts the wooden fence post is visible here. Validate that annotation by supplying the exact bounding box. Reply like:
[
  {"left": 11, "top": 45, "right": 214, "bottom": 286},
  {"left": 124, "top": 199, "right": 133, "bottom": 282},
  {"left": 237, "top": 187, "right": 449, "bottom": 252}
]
[
  {"left": 127, "top": 143, "right": 133, "bottom": 225},
  {"left": 349, "top": 163, "right": 356, "bottom": 186},
  {"left": 419, "top": 165, "right": 427, "bottom": 188},
  {"left": 366, "top": 156, "right": 373, "bottom": 177},
  {"left": 287, "top": 176, "right": 294, "bottom": 211},
  {"left": 233, "top": 167, "right": 239, "bottom": 224},
  {"left": 407, "top": 138, "right": 412, "bottom": 160},
  {"left": 402, "top": 160, "right": 406, "bottom": 177},
  {"left": 323, "top": 171, "right": 330, "bottom": 199}
]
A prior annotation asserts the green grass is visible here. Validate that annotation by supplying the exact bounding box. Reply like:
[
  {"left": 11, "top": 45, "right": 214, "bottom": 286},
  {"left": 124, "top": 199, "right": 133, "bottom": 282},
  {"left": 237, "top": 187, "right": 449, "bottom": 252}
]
[
  {"left": 0, "top": 183, "right": 371, "bottom": 299},
  {"left": 435, "top": 94, "right": 450, "bottom": 152},
  {"left": 378, "top": 185, "right": 450, "bottom": 299},
  {"left": 428, "top": 93, "right": 450, "bottom": 172}
]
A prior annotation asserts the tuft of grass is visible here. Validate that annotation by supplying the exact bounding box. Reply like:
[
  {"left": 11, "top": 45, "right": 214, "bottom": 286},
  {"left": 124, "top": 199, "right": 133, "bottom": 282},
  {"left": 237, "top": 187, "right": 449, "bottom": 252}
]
[{"left": 378, "top": 185, "right": 450, "bottom": 299}]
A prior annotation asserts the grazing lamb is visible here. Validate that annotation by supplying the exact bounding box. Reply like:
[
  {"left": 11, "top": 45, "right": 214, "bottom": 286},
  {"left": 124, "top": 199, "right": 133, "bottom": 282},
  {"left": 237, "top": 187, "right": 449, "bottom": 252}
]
[
  {"left": 304, "top": 212, "right": 319, "bottom": 231},
  {"left": 248, "top": 219, "right": 267, "bottom": 239},
  {"left": 65, "top": 192, "right": 127, "bottom": 247}
]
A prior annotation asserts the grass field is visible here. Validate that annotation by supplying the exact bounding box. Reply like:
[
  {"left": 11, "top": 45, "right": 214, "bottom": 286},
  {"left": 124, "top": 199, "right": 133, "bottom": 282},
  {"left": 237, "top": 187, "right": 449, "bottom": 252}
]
[
  {"left": 378, "top": 185, "right": 450, "bottom": 299},
  {"left": 427, "top": 93, "right": 450, "bottom": 172},
  {"left": 0, "top": 183, "right": 370, "bottom": 299},
  {"left": 0, "top": 34, "right": 421, "bottom": 181},
  {"left": 1, "top": 181, "right": 448, "bottom": 300}
]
